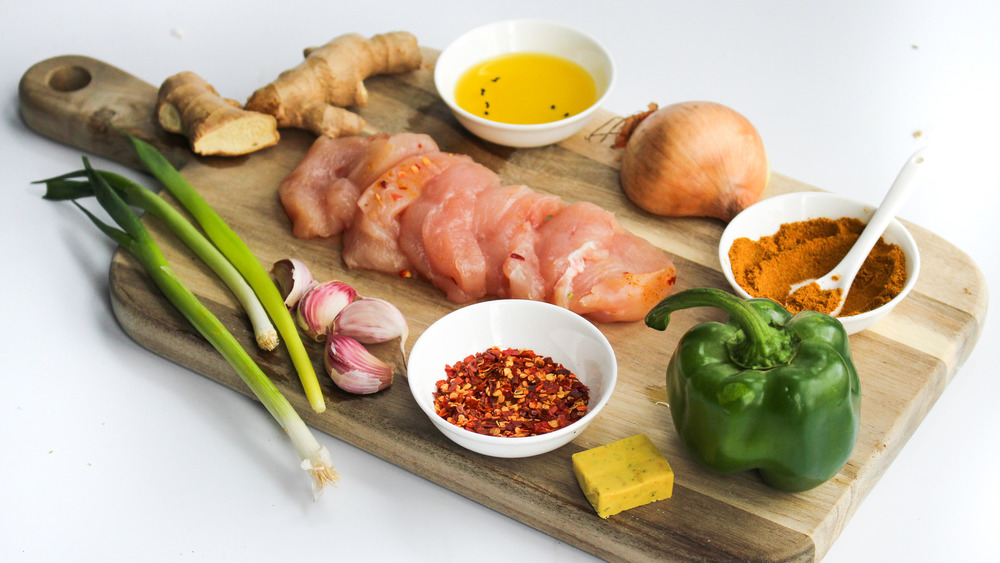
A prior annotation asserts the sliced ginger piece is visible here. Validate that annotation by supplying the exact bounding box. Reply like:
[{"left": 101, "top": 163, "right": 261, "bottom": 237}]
[
  {"left": 244, "top": 31, "right": 422, "bottom": 138},
  {"left": 156, "top": 71, "right": 279, "bottom": 157}
]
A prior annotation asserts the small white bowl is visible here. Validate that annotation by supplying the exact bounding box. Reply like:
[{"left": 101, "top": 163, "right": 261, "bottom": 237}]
[
  {"left": 719, "top": 191, "right": 921, "bottom": 334},
  {"left": 407, "top": 299, "right": 617, "bottom": 457},
  {"left": 433, "top": 19, "right": 616, "bottom": 148}
]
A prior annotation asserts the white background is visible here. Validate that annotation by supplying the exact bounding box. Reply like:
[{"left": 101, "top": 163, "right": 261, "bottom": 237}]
[{"left": 2, "top": 1, "right": 997, "bottom": 561}]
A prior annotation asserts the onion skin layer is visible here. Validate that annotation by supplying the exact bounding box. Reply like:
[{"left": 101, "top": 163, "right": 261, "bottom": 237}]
[{"left": 620, "top": 101, "right": 769, "bottom": 222}]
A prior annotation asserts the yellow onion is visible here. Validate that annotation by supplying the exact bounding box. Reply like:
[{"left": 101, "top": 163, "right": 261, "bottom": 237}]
[{"left": 619, "top": 101, "right": 769, "bottom": 222}]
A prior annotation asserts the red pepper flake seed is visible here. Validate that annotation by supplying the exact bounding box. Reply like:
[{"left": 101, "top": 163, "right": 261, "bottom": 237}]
[{"left": 433, "top": 346, "right": 590, "bottom": 438}]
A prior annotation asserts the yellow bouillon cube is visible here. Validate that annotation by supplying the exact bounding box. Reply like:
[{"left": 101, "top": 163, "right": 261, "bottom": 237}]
[{"left": 572, "top": 434, "right": 674, "bottom": 518}]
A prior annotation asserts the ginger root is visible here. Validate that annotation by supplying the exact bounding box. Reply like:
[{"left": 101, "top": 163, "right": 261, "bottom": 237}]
[
  {"left": 244, "top": 31, "right": 422, "bottom": 138},
  {"left": 156, "top": 71, "right": 280, "bottom": 156}
]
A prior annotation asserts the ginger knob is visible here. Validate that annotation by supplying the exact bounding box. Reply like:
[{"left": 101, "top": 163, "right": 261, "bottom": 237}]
[
  {"left": 245, "top": 31, "right": 422, "bottom": 138},
  {"left": 156, "top": 71, "right": 280, "bottom": 157}
]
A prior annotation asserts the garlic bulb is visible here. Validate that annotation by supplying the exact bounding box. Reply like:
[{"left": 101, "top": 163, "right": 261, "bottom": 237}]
[
  {"left": 325, "top": 334, "right": 394, "bottom": 394},
  {"left": 331, "top": 297, "right": 409, "bottom": 358},
  {"left": 295, "top": 281, "right": 357, "bottom": 341},
  {"left": 270, "top": 258, "right": 316, "bottom": 310}
]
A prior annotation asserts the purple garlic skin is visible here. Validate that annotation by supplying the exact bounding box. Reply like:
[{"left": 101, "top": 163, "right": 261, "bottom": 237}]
[
  {"left": 332, "top": 298, "right": 409, "bottom": 357},
  {"left": 325, "top": 334, "right": 394, "bottom": 394},
  {"left": 271, "top": 258, "right": 316, "bottom": 311},
  {"left": 295, "top": 281, "right": 357, "bottom": 341}
]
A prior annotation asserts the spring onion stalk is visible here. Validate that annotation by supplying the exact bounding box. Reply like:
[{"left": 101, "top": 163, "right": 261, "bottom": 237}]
[
  {"left": 62, "top": 157, "right": 338, "bottom": 498},
  {"left": 39, "top": 170, "right": 278, "bottom": 351},
  {"left": 127, "top": 135, "right": 326, "bottom": 413}
]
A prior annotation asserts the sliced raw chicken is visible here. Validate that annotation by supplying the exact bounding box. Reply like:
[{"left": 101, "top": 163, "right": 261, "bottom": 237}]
[
  {"left": 343, "top": 152, "right": 473, "bottom": 274},
  {"left": 346, "top": 132, "right": 438, "bottom": 189},
  {"left": 474, "top": 185, "right": 564, "bottom": 300},
  {"left": 278, "top": 135, "right": 373, "bottom": 238},
  {"left": 278, "top": 133, "right": 437, "bottom": 239},
  {"left": 398, "top": 162, "right": 501, "bottom": 302},
  {"left": 278, "top": 133, "right": 677, "bottom": 322},
  {"left": 536, "top": 202, "right": 677, "bottom": 322}
]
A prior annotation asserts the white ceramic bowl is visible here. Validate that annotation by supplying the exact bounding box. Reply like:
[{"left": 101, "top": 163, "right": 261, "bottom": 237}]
[
  {"left": 719, "top": 191, "right": 921, "bottom": 334},
  {"left": 433, "top": 19, "right": 616, "bottom": 148},
  {"left": 407, "top": 299, "right": 617, "bottom": 457}
]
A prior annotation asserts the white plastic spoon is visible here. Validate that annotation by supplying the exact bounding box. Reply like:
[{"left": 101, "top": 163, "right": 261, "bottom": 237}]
[{"left": 790, "top": 147, "right": 928, "bottom": 316}]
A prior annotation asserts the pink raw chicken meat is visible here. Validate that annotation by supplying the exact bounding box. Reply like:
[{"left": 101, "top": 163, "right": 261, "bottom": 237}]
[
  {"left": 343, "top": 151, "right": 473, "bottom": 274},
  {"left": 473, "top": 185, "right": 564, "bottom": 301},
  {"left": 399, "top": 162, "right": 501, "bottom": 303},
  {"left": 279, "top": 133, "right": 677, "bottom": 322},
  {"left": 278, "top": 132, "right": 437, "bottom": 238},
  {"left": 536, "top": 202, "right": 678, "bottom": 323}
]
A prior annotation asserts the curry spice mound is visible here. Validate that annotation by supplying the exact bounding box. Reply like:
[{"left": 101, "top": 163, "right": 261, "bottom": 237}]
[
  {"left": 434, "top": 346, "right": 590, "bottom": 437},
  {"left": 728, "top": 217, "right": 908, "bottom": 316}
]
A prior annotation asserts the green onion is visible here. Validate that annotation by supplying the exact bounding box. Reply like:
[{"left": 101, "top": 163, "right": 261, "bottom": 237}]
[
  {"left": 56, "top": 157, "right": 338, "bottom": 498},
  {"left": 127, "top": 135, "right": 326, "bottom": 413},
  {"left": 39, "top": 170, "right": 278, "bottom": 351}
]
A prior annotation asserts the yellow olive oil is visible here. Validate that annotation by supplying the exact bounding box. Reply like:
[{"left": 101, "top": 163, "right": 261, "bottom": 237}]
[{"left": 454, "top": 52, "right": 598, "bottom": 125}]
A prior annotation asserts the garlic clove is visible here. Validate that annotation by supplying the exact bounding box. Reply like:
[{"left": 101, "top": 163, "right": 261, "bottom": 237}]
[
  {"left": 295, "top": 281, "right": 358, "bottom": 341},
  {"left": 331, "top": 297, "right": 409, "bottom": 358},
  {"left": 271, "top": 258, "right": 317, "bottom": 311},
  {"left": 325, "top": 334, "right": 394, "bottom": 394}
]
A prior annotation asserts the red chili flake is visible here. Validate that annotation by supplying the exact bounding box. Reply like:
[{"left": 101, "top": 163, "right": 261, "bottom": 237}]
[
  {"left": 398, "top": 269, "right": 412, "bottom": 278},
  {"left": 509, "top": 253, "right": 525, "bottom": 261},
  {"left": 432, "top": 346, "right": 590, "bottom": 438},
  {"left": 390, "top": 193, "right": 403, "bottom": 201}
]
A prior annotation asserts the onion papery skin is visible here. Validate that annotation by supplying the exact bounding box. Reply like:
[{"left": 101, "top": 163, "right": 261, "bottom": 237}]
[{"left": 620, "top": 101, "right": 769, "bottom": 222}]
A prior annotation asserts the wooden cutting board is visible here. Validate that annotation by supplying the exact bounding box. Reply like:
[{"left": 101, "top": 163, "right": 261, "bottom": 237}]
[{"left": 20, "top": 51, "right": 988, "bottom": 562}]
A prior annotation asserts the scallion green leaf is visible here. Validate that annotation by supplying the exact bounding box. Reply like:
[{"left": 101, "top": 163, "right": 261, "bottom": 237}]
[
  {"left": 127, "top": 135, "right": 326, "bottom": 413},
  {"left": 50, "top": 157, "right": 339, "bottom": 498},
  {"left": 39, "top": 171, "right": 278, "bottom": 351}
]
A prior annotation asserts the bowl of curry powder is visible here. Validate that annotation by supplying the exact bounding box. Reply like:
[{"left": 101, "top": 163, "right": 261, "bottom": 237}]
[{"left": 719, "top": 191, "right": 920, "bottom": 334}]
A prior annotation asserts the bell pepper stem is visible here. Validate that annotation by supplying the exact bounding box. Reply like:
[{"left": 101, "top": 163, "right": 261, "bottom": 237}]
[{"left": 646, "top": 288, "right": 794, "bottom": 369}]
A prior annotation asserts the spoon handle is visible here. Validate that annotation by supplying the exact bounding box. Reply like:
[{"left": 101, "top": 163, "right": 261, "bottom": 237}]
[{"left": 836, "top": 147, "right": 928, "bottom": 285}]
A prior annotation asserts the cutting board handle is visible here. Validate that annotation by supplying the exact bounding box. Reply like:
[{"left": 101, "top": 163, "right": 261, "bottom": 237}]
[{"left": 19, "top": 55, "right": 193, "bottom": 171}]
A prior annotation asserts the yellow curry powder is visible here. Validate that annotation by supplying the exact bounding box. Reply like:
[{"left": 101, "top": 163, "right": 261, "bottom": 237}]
[{"left": 728, "top": 217, "right": 908, "bottom": 317}]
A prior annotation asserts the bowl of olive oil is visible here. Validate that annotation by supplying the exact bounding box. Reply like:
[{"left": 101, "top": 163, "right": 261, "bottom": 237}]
[{"left": 434, "top": 20, "right": 616, "bottom": 147}]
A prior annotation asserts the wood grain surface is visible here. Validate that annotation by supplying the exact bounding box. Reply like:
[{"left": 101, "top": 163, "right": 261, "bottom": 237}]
[{"left": 19, "top": 51, "right": 988, "bottom": 562}]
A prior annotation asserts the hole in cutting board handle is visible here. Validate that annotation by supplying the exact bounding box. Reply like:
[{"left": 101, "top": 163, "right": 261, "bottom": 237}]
[{"left": 47, "top": 65, "right": 91, "bottom": 92}]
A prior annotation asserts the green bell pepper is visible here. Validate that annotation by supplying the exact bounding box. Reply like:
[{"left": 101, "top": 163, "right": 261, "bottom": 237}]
[{"left": 646, "top": 288, "right": 860, "bottom": 492}]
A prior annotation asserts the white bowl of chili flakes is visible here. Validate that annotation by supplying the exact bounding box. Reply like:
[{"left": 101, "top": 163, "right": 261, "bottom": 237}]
[{"left": 407, "top": 299, "right": 617, "bottom": 458}]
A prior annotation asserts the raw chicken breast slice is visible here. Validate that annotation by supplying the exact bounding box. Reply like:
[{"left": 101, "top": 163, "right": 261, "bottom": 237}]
[
  {"left": 347, "top": 132, "right": 438, "bottom": 189},
  {"left": 399, "top": 162, "right": 501, "bottom": 302},
  {"left": 343, "top": 152, "right": 473, "bottom": 274},
  {"left": 278, "top": 132, "right": 437, "bottom": 239},
  {"left": 536, "top": 201, "right": 677, "bottom": 322},
  {"left": 536, "top": 201, "right": 618, "bottom": 302},
  {"left": 278, "top": 135, "right": 373, "bottom": 238},
  {"left": 569, "top": 232, "right": 677, "bottom": 323},
  {"left": 474, "top": 185, "right": 564, "bottom": 299}
]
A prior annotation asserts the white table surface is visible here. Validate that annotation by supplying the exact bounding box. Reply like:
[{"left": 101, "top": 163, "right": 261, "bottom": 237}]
[{"left": 3, "top": 1, "right": 997, "bottom": 561}]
